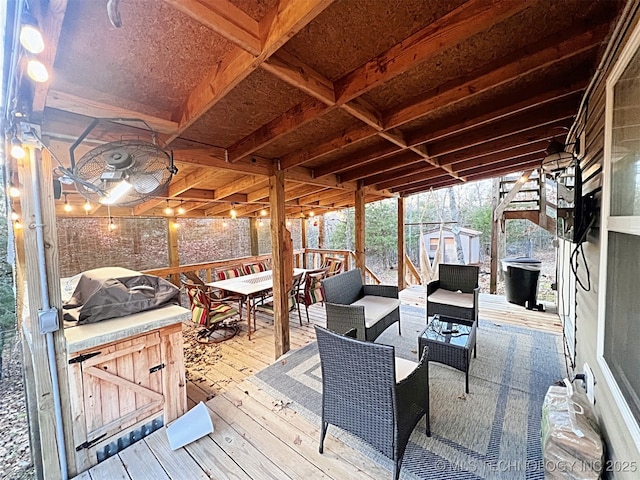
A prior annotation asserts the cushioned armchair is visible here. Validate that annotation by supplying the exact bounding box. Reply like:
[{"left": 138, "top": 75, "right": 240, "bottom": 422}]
[
  {"left": 315, "top": 325, "right": 430, "bottom": 480},
  {"left": 296, "top": 267, "right": 329, "bottom": 324},
  {"left": 426, "top": 264, "right": 479, "bottom": 323},
  {"left": 322, "top": 268, "right": 400, "bottom": 341},
  {"left": 183, "top": 281, "right": 239, "bottom": 343}
]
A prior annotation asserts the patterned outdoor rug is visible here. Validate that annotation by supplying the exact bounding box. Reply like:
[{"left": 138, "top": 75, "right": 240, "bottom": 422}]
[{"left": 249, "top": 305, "right": 564, "bottom": 480}]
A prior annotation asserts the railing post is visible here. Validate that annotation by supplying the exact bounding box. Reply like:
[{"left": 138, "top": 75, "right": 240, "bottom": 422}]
[{"left": 398, "top": 196, "right": 405, "bottom": 290}]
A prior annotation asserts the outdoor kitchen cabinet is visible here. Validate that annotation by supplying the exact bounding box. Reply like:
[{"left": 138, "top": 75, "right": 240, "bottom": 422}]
[{"left": 64, "top": 305, "right": 190, "bottom": 475}]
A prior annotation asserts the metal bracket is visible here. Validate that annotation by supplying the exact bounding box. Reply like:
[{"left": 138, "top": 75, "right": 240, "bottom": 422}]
[
  {"left": 149, "top": 363, "right": 165, "bottom": 374},
  {"left": 68, "top": 351, "right": 101, "bottom": 365},
  {"left": 75, "top": 433, "right": 107, "bottom": 452},
  {"left": 38, "top": 307, "right": 59, "bottom": 334}
]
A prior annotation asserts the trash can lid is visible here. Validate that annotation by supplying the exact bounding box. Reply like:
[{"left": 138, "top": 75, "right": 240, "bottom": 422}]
[{"left": 501, "top": 257, "right": 542, "bottom": 271}]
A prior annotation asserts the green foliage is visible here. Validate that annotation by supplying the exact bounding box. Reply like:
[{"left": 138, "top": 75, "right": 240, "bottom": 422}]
[
  {"left": 0, "top": 210, "right": 17, "bottom": 354},
  {"left": 467, "top": 205, "right": 492, "bottom": 244}
]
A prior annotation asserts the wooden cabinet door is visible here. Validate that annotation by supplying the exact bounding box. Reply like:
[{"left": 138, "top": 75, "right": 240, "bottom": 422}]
[{"left": 68, "top": 331, "right": 166, "bottom": 471}]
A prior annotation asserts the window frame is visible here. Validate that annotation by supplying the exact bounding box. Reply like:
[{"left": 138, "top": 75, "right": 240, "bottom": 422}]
[{"left": 597, "top": 19, "right": 640, "bottom": 450}]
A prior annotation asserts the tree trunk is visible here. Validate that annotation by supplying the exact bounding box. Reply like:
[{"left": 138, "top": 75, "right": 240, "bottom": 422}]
[{"left": 447, "top": 188, "right": 466, "bottom": 264}]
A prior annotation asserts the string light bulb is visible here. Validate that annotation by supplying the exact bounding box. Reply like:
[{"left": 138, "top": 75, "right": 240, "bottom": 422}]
[
  {"left": 10, "top": 212, "right": 19, "bottom": 221},
  {"left": 83, "top": 200, "right": 92, "bottom": 212},
  {"left": 19, "top": 11, "right": 44, "bottom": 54},
  {"left": 309, "top": 211, "right": 315, "bottom": 217},
  {"left": 258, "top": 218, "right": 263, "bottom": 227},
  {"left": 63, "top": 193, "right": 72, "bottom": 212},
  {"left": 177, "top": 201, "right": 185, "bottom": 215},
  {"left": 164, "top": 200, "right": 174, "bottom": 215},
  {"left": 26, "top": 58, "right": 49, "bottom": 83},
  {"left": 8, "top": 186, "right": 20, "bottom": 198},
  {"left": 286, "top": 219, "right": 291, "bottom": 227},
  {"left": 10, "top": 137, "right": 26, "bottom": 159},
  {"left": 260, "top": 209, "right": 267, "bottom": 216},
  {"left": 222, "top": 219, "right": 228, "bottom": 228},
  {"left": 14, "top": 221, "right": 22, "bottom": 230},
  {"left": 108, "top": 218, "right": 117, "bottom": 231},
  {"left": 171, "top": 221, "right": 179, "bottom": 230},
  {"left": 230, "top": 204, "right": 237, "bottom": 219}
]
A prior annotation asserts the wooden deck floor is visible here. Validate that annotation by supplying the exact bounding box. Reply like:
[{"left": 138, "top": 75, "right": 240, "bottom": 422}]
[{"left": 72, "top": 289, "right": 562, "bottom": 480}]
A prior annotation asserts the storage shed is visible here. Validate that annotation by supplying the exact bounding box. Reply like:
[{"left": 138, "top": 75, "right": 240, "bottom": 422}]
[{"left": 422, "top": 226, "right": 482, "bottom": 265}]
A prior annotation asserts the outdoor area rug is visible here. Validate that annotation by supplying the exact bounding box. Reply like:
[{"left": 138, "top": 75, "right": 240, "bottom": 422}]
[{"left": 249, "top": 304, "right": 565, "bottom": 480}]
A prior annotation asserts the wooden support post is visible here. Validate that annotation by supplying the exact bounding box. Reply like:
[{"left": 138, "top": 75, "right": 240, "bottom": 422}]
[
  {"left": 269, "top": 169, "right": 291, "bottom": 358},
  {"left": 490, "top": 178, "right": 499, "bottom": 294},
  {"left": 397, "top": 196, "right": 405, "bottom": 290},
  {"left": 318, "top": 215, "right": 325, "bottom": 249},
  {"left": 250, "top": 217, "right": 260, "bottom": 256},
  {"left": 355, "top": 181, "right": 366, "bottom": 281},
  {"left": 167, "top": 219, "right": 180, "bottom": 286},
  {"left": 17, "top": 145, "right": 74, "bottom": 479},
  {"left": 301, "top": 216, "right": 307, "bottom": 268},
  {"left": 538, "top": 169, "right": 548, "bottom": 230}
]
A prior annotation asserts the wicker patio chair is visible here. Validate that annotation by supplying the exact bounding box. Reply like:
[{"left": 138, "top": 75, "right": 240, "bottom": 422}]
[
  {"left": 296, "top": 267, "right": 329, "bottom": 324},
  {"left": 426, "top": 264, "right": 479, "bottom": 324},
  {"left": 315, "top": 325, "right": 430, "bottom": 480},
  {"left": 183, "top": 281, "right": 239, "bottom": 343}
]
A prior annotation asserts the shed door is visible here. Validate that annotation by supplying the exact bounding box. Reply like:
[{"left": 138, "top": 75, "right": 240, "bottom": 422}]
[{"left": 73, "top": 331, "right": 165, "bottom": 457}]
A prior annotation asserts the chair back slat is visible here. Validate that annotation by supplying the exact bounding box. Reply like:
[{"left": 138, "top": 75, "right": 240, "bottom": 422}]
[{"left": 439, "top": 264, "right": 479, "bottom": 293}]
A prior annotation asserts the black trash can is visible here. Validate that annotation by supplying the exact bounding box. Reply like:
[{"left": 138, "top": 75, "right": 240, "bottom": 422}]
[{"left": 501, "top": 257, "right": 543, "bottom": 311}]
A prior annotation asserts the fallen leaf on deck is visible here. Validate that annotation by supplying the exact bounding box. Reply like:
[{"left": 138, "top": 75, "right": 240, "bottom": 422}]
[
  {"left": 293, "top": 435, "right": 302, "bottom": 445},
  {"left": 234, "top": 399, "right": 243, "bottom": 407}
]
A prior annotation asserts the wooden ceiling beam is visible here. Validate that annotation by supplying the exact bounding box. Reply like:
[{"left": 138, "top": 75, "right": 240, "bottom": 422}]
[
  {"left": 227, "top": 99, "right": 334, "bottom": 162},
  {"left": 333, "top": 0, "right": 529, "bottom": 103},
  {"left": 339, "top": 150, "right": 423, "bottom": 183},
  {"left": 436, "top": 119, "right": 572, "bottom": 166},
  {"left": 163, "top": 0, "right": 332, "bottom": 144},
  {"left": 262, "top": 50, "right": 335, "bottom": 103},
  {"left": 450, "top": 142, "right": 547, "bottom": 172},
  {"left": 426, "top": 95, "right": 580, "bottom": 158},
  {"left": 313, "top": 142, "right": 400, "bottom": 178},
  {"left": 279, "top": 123, "right": 376, "bottom": 170},
  {"left": 163, "top": 0, "right": 261, "bottom": 55},
  {"left": 406, "top": 80, "right": 588, "bottom": 147},
  {"left": 399, "top": 177, "right": 464, "bottom": 196},
  {"left": 371, "top": 164, "right": 439, "bottom": 190},
  {"left": 46, "top": 89, "right": 178, "bottom": 134},
  {"left": 458, "top": 155, "right": 542, "bottom": 178},
  {"left": 32, "top": 0, "right": 68, "bottom": 112},
  {"left": 384, "top": 23, "right": 610, "bottom": 130}
]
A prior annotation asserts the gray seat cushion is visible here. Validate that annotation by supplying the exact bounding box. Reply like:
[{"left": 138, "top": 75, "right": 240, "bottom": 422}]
[{"left": 351, "top": 295, "right": 401, "bottom": 328}]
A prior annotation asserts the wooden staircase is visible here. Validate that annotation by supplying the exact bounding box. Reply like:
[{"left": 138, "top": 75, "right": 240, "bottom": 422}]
[{"left": 498, "top": 169, "right": 557, "bottom": 235}]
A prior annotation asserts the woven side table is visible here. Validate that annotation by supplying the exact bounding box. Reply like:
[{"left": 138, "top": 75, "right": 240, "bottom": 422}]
[{"left": 419, "top": 314, "right": 477, "bottom": 393}]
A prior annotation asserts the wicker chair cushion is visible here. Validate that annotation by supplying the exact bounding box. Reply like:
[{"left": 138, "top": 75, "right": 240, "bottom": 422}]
[
  {"left": 427, "top": 289, "right": 474, "bottom": 309},
  {"left": 395, "top": 357, "right": 418, "bottom": 382},
  {"left": 351, "top": 296, "right": 401, "bottom": 328}
]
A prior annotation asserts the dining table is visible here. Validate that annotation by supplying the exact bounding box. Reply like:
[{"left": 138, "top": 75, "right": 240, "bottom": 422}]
[{"left": 206, "top": 268, "right": 309, "bottom": 340}]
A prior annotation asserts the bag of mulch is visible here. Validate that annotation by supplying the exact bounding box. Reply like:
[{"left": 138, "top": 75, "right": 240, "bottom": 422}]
[{"left": 541, "top": 379, "right": 603, "bottom": 480}]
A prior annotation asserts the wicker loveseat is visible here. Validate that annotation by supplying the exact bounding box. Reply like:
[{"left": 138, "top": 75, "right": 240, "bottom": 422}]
[{"left": 322, "top": 268, "right": 401, "bottom": 341}]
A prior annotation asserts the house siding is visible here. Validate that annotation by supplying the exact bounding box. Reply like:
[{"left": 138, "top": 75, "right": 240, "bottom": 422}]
[{"left": 567, "top": 2, "right": 640, "bottom": 475}]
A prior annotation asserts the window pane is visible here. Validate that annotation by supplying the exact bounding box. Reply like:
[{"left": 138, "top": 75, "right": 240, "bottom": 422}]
[
  {"left": 611, "top": 47, "right": 640, "bottom": 216},
  {"left": 604, "top": 231, "right": 640, "bottom": 422}
]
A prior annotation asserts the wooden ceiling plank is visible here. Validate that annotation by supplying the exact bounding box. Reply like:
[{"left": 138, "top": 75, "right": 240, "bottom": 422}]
[
  {"left": 333, "top": 0, "right": 530, "bottom": 104},
  {"left": 227, "top": 98, "right": 334, "bottom": 162},
  {"left": 279, "top": 123, "right": 376, "bottom": 170},
  {"left": 172, "top": 148, "right": 272, "bottom": 175},
  {"left": 341, "top": 98, "right": 384, "bottom": 130},
  {"left": 163, "top": 0, "right": 261, "bottom": 55},
  {"left": 32, "top": 0, "right": 69, "bottom": 112},
  {"left": 46, "top": 90, "right": 178, "bottom": 134},
  {"left": 368, "top": 163, "right": 438, "bottom": 189},
  {"left": 214, "top": 176, "right": 268, "bottom": 200},
  {"left": 385, "top": 23, "right": 610, "bottom": 130},
  {"left": 398, "top": 177, "right": 464, "bottom": 196},
  {"left": 262, "top": 51, "right": 335, "bottom": 103}
]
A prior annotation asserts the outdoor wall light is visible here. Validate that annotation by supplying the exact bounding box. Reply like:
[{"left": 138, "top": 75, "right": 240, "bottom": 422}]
[
  {"left": 26, "top": 58, "right": 49, "bottom": 83},
  {"left": 10, "top": 137, "right": 26, "bottom": 159}
]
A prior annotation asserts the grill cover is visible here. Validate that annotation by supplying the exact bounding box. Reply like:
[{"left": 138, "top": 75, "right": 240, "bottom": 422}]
[{"left": 63, "top": 267, "right": 180, "bottom": 324}]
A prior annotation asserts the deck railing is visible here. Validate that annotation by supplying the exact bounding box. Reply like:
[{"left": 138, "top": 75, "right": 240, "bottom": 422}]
[{"left": 143, "top": 248, "right": 382, "bottom": 285}]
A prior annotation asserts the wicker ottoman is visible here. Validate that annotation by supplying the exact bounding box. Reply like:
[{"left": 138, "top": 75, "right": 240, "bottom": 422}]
[{"left": 419, "top": 314, "right": 477, "bottom": 393}]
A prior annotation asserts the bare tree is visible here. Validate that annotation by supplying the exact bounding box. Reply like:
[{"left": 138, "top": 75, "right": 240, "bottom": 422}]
[{"left": 447, "top": 188, "right": 466, "bottom": 264}]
